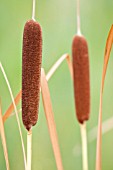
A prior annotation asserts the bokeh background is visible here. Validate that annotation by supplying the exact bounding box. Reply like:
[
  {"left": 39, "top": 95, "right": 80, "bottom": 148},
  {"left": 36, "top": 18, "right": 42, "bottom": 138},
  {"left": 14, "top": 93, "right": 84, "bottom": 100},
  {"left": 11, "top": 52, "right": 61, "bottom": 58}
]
[{"left": 0, "top": 0, "right": 113, "bottom": 169}]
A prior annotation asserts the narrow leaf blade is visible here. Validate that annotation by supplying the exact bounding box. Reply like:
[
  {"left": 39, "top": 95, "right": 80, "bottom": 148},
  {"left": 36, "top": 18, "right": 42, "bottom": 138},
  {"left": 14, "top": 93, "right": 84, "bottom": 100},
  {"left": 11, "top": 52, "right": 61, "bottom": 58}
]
[
  {"left": 41, "top": 68, "right": 64, "bottom": 170},
  {"left": 0, "top": 102, "right": 10, "bottom": 170},
  {"left": 96, "top": 25, "right": 113, "bottom": 170}
]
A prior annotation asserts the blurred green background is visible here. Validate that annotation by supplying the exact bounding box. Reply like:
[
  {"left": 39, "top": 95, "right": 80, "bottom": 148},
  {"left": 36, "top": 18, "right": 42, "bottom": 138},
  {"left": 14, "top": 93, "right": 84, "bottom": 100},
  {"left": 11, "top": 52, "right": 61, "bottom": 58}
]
[{"left": 0, "top": 0, "right": 113, "bottom": 169}]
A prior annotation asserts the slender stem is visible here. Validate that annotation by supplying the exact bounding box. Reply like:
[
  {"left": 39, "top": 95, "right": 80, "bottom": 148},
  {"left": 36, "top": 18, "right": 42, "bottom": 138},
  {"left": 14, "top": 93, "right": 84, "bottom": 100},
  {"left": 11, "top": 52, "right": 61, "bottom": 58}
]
[
  {"left": 0, "top": 102, "right": 10, "bottom": 170},
  {"left": 27, "top": 130, "right": 32, "bottom": 170},
  {"left": 80, "top": 122, "right": 88, "bottom": 170},
  {"left": 77, "top": 0, "right": 82, "bottom": 35},
  {"left": 0, "top": 63, "right": 27, "bottom": 170},
  {"left": 32, "top": 0, "right": 36, "bottom": 21}
]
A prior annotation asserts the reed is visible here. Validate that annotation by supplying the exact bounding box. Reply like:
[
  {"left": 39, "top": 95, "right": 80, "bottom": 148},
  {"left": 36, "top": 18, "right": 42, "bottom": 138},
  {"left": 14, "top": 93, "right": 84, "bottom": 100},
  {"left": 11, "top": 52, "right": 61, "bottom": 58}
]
[
  {"left": 21, "top": 1, "right": 42, "bottom": 170},
  {"left": 72, "top": 1, "right": 90, "bottom": 170}
]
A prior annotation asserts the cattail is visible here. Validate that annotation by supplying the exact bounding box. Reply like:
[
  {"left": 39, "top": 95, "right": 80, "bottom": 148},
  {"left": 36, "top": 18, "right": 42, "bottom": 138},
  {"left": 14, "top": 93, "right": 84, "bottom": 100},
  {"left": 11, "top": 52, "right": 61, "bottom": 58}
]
[
  {"left": 72, "top": 35, "right": 90, "bottom": 124},
  {"left": 22, "top": 19, "right": 42, "bottom": 131}
]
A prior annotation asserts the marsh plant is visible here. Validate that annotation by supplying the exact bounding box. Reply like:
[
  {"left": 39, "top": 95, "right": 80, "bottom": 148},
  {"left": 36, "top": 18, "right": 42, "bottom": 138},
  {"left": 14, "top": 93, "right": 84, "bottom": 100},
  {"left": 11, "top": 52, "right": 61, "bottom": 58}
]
[{"left": 0, "top": 0, "right": 113, "bottom": 170}]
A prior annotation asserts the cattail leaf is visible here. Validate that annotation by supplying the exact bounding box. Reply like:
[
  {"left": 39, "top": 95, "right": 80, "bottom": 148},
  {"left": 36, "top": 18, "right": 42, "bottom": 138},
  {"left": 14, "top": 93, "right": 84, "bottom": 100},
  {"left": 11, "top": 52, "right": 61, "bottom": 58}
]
[
  {"left": 0, "top": 102, "right": 10, "bottom": 170},
  {"left": 3, "top": 90, "right": 22, "bottom": 123},
  {"left": 0, "top": 63, "right": 27, "bottom": 168},
  {"left": 102, "top": 25, "right": 113, "bottom": 92},
  {"left": 96, "top": 25, "right": 113, "bottom": 170},
  {"left": 41, "top": 68, "right": 64, "bottom": 170},
  {"left": 46, "top": 54, "right": 73, "bottom": 81}
]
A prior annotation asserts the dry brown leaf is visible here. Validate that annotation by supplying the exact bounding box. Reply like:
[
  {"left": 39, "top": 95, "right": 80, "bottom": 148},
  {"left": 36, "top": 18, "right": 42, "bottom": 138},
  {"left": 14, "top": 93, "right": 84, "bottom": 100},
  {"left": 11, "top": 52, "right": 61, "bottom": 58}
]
[
  {"left": 41, "top": 68, "right": 64, "bottom": 170},
  {"left": 96, "top": 25, "right": 113, "bottom": 170},
  {"left": 0, "top": 102, "right": 10, "bottom": 170},
  {"left": 0, "top": 63, "right": 26, "bottom": 168},
  {"left": 3, "top": 54, "right": 73, "bottom": 122},
  {"left": 46, "top": 54, "right": 73, "bottom": 81},
  {"left": 102, "top": 25, "right": 113, "bottom": 91},
  {"left": 3, "top": 90, "right": 22, "bottom": 123}
]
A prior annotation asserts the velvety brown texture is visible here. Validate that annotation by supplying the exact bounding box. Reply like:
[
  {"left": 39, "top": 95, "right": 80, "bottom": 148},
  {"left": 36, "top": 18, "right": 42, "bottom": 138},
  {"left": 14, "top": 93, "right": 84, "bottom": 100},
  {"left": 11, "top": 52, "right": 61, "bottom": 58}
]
[
  {"left": 22, "top": 20, "right": 42, "bottom": 131},
  {"left": 72, "top": 35, "right": 90, "bottom": 124}
]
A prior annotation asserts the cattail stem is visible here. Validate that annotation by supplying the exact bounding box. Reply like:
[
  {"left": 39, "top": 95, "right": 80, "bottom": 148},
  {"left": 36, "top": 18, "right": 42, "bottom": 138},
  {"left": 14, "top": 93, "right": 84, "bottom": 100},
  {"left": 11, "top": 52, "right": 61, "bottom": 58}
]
[
  {"left": 32, "top": 0, "right": 36, "bottom": 20},
  {"left": 0, "top": 102, "right": 10, "bottom": 170},
  {"left": 26, "top": 130, "right": 32, "bottom": 170},
  {"left": 80, "top": 122, "right": 88, "bottom": 170},
  {"left": 77, "top": 0, "right": 81, "bottom": 35},
  {"left": 0, "top": 63, "right": 27, "bottom": 170}
]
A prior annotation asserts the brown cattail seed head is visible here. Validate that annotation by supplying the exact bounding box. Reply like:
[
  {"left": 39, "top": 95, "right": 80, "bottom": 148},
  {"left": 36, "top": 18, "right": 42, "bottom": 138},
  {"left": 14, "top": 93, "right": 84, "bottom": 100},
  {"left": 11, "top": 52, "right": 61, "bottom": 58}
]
[
  {"left": 72, "top": 35, "right": 90, "bottom": 124},
  {"left": 22, "top": 20, "right": 42, "bottom": 131}
]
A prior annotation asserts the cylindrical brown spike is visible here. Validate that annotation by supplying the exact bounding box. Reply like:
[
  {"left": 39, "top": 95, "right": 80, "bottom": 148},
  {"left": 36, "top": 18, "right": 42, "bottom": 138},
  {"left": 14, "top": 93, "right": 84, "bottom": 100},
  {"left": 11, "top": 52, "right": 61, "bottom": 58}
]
[
  {"left": 22, "top": 19, "right": 42, "bottom": 131},
  {"left": 72, "top": 35, "right": 90, "bottom": 124}
]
